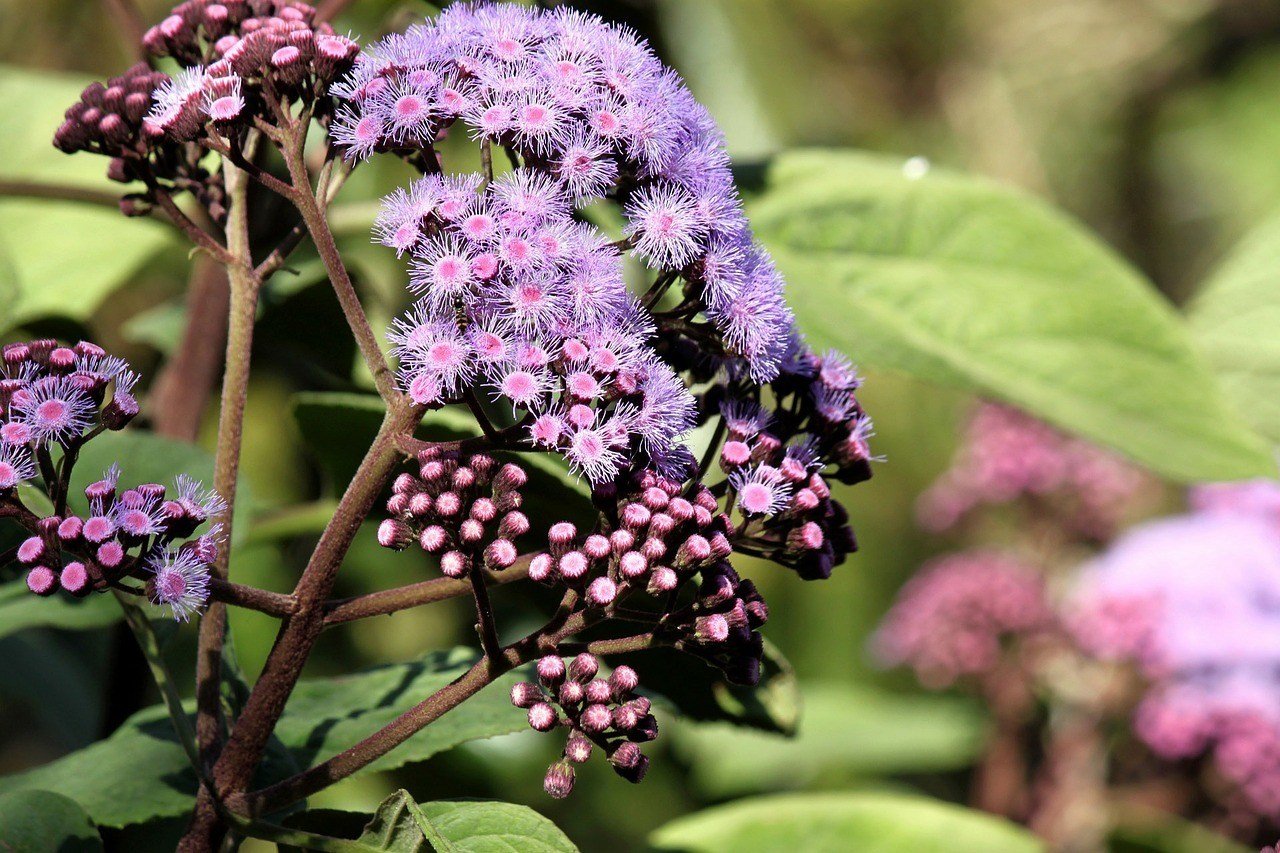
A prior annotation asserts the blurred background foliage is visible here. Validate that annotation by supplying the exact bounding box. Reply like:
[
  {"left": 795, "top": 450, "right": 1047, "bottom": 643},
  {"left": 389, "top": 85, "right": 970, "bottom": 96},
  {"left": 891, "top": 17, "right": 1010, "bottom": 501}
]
[{"left": 2, "top": 0, "right": 1279, "bottom": 850}]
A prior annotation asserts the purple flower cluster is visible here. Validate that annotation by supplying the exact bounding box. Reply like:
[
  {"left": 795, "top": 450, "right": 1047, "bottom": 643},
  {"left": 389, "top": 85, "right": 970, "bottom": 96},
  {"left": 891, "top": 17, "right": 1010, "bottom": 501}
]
[
  {"left": 0, "top": 341, "right": 222, "bottom": 619},
  {"left": 875, "top": 550, "right": 1052, "bottom": 688},
  {"left": 511, "top": 655, "right": 656, "bottom": 798},
  {"left": 377, "top": 445, "right": 528, "bottom": 577},
  {"left": 1, "top": 340, "right": 139, "bottom": 478},
  {"left": 1070, "top": 510, "right": 1280, "bottom": 820},
  {"left": 20, "top": 469, "right": 224, "bottom": 620},
  {"left": 377, "top": 169, "right": 695, "bottom": 483},
  {"left": 917, "top": 403, "right": 1156, "bottom": 540},
  {"left": 336, "top": 3, "right": 795, "bottom": 383}
]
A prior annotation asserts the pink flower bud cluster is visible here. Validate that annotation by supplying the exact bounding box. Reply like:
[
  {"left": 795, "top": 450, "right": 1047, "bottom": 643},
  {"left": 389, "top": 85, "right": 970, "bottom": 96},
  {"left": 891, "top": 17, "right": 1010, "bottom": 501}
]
[
  {"left": 52, "top": 64, "right": 170, "bottom": 161},
  {"left": 1, "top": 340, "right": 139, "bottom": 486},
  {"left": 19, "top": 468, "right": 223, "bottom": 620},
  {"left": 143, "top": 0, "right": 358, "bottom": 142},
  {"left": 510, "top": 654, "right": 656, "bottom": 798},
  {"left": 917, "top": 403, "right": 1156, "bottom": 540},
  {"left": 528, "top": 471, "right": 730, "bottom": 605},
  {"left": 376, "top": 446, "right": 528, "bottom": 578},
  {"left": 669, "top": 561, "right": 770, "bottom": 687},
  {"left": 875, "top": 550, "right": 1052, "bottom": 689}
]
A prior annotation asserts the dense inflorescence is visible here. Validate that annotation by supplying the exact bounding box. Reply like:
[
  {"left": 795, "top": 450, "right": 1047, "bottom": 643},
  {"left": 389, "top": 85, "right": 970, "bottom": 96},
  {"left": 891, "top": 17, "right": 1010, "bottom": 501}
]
[
  {"left": 511, "top": 655, "right": 656, "bottom": 797},
  {"left": 917, "top": 403, "right": 1156, "bottom": 540},
  {"left": 874, "top": 550, "right": 1052, "bottom": 688},
  {"left": 0, "top": 340, "right": 222, "bottom": 619},
  {"left": 54, "top": 0, "right": 358, "bottom": 218},
  {"left": 1070, "top": 510, "right": 1280, "bottom": 821}
]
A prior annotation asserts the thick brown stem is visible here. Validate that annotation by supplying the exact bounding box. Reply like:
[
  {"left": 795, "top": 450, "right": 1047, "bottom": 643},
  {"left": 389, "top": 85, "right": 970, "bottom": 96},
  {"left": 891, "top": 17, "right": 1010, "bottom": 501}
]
[
  {"left": 0, "top": 180, "right": 123, "bottom": 210},
  {"left": 322, "top": 557, "right": 532, "bottom": 625},
  {"left": 209, "top": 578, "right": 296, "bottom": 618},
  {"left": 150, "top": 258, "right": 230, "bottom": 441}
]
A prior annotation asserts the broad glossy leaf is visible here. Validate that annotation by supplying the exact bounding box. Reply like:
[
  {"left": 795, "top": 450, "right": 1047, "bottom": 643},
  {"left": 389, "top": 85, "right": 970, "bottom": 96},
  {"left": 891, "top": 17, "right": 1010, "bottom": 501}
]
[
  {"left": 751, "top": 149, "right": 1274, "bottom": 482},
  {"left": 0, "top": 579, "right": 119, "bottom": 640},
  {"left": 274, "top": 648, "right": 528, "bottom": 777},
  {"left": 673, "top": 682, "right": 985, "bottom": 796},
  {"left": 283, "top": 792, "right": 578, "bottom": 852},
  {"left": 0, "top": 789, "right": 102, "bottom": 852},
  {"left": 1188, "top": 211, "right": 1280, "bottom": 444},
  {"left": 0, "top": 66, "right": 174, "bottom": 329},
  {"left": 650, "top": 792, "right": 1044, "bottom": 853}
]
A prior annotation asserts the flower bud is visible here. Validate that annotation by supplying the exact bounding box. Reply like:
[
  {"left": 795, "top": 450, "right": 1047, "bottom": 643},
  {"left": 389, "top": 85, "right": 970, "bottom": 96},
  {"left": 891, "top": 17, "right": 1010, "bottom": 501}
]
[
  {"left": 439, "top": 550, "right": 470, "bottom": 578},
  {"left": 583, "top": 534, "right": 610, "bottom": 560},
  {"left": 102, "top": 391, "right": 140, "bottom": 430},
  {"left": 647, "top": 566, "right": 679, "bottom": 594},
  {"left": 377, "top": 518, "right": 412, "bottom": 550},
  {"left": 60, "top": 562, "right": 90, "bottom": 595},
  {"left": 469, "top": 497, "right": 496, "bottom": 522},
  {"left": 536, "top": 655, "right": 566, "bottom": 686},
  {"left": 459, "top": 518, "right": 485, "bottom": 544},
  {"left": 569, "top": 653, "right": 598, "bottom": 683},
  {"left": 564, "top": 734, "right": 593, "bottom": 764},
  {"left": 619, "top": 550, "right": 647, "bottom": 579},
  {"left": 97, "top": 540, "right": 125, "bottom": 568},
  {"left": 510, "top": 682, "right": 542, "bottom": 708},
  {"left": 580, "top": 703, "right": 612, "bottom": 734},
  {"left": 557, "top": 680, "right": 584, "bottom": 705},
  {"left": 57, "top": 516, "right": 84, "bottom": 542},
  {"left": 609, "top": 529, "right": 635, "bottom": 554},
  {"left": 528, "top": 702, "right": 558, "bottom": 732},
  {"left": 495, "top": 462, "right": 527, "bottom": 492},
  {"left": 609, "top": 665, "right": 639, "bottom": 697},
  {"left": 548, "top": 521, "right": 576, "bottom": 555},
  {"left": 497, "top": 511, "right": 528, "bottom": 539},
  {"left": 17, "top": 536, "right": 44, "bottom": 564},
  {"left": 419, "top": 525, "right": 448, "bottom": 552},
  {"left": 543, "top": 761, "right": 575, "bottom": 799},
  {"left": 558, "top": 551, "right": 588, "bottom": 580},
  {"left": 484, "top": 538, "right": 517, "bottom": 569},
  {"left": 529, "top": 553, "right": 553, "bottom": 582},
  {"left": 586, "top": 576, "right": 617, "bottom": 607}
]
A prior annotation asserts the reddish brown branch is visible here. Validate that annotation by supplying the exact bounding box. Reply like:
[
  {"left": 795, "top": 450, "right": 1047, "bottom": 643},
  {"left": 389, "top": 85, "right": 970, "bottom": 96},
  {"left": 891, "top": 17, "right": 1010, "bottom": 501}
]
[{"left": 150, "top": 257, "right": 230, "bottom": 441}]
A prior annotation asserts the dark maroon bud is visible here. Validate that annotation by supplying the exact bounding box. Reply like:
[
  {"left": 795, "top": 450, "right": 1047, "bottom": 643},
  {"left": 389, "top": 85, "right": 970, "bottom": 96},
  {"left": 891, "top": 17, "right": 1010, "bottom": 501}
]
[
  {"left": 497, "top": 511, "right": 528, "bottom": 539},
  {"left": 584, "top": 679, "right": 612, "bottom": 705},
  {"left": 580, "top": 703, "right": 612, "bottom": 734},
  {"left": 509, "top": 682, "right": 542, "bottom": 709},
  {"left": 646, "top": 566, "right": 678, "bottom": 595},
  {"left": 543, "top": 761, "right": 575, "bottom": 799},
  {"left": 608, "top": 741, "right": 643, "bottom": 771},
  {"left": 557, "top": 680, "right": 584, "bottom": 705},
  {"left": 494, "top": 462, "right": 527, "bottom": 492},
  {"left": 536, "top": 655, "right": 566, "bottom": 686},
  {"left": 568, "top": 653, "right": 598, "bottom": 683},
  {"left": 609, "top": 665, "right": 639, "bottom": 697},
  {"left": 527, "top": 702, "right": 558, "bottom": 732},
  {"left": 564, "top": 734, "right": 592, "bottom": 764},
  {"left": 484, "top": 538, "right": 517, "bottom": 569}
]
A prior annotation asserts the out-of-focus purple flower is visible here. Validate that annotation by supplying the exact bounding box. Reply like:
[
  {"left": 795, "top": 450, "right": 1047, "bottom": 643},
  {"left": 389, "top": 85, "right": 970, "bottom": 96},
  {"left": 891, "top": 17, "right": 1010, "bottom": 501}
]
[
  {"left": 1191, "top": 478, "right": 1280, "bottom": 535},
  {"left": 917, "top": 403, "right": 1156, "bottom": 540},
  {"left": 875, "top": 550, "right": 1052, "bottom": 688},
  {"left": 1070, "top": 511, "right": 1280, "bottom": 820}
]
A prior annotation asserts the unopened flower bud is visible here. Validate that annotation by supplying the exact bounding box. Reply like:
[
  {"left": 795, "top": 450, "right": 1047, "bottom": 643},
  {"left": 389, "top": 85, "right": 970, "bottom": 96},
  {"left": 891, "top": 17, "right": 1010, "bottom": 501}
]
[
  {"left": 558, "top": 551, "right": 588, "bottom": 580},
  {"left": 558, "top": 680, "right": 584, "bottom": 705},
  {"left": 543, "top": 761, "right": 575, "bottom": 799},
  {"left": 419, "top": 525, "right": 448, "bottom": 552},
  {"left": 17, "top": 536, "right": 44, "bottom": 564},
  {"left": 537, "top": 655, "right": 566, "bottom": 685},
  {"left": 583, "top": 534, "right": 610, "bottom": 560},
  {"left": 569, "top": 652, "right": 598, "bottom": 683},
  {"left": 435, "top": 491, "right": 462, "bottom": 517},
  {"left": 470, "top": 497, "right": 496, "bottom": 522},
  {"left": 610, "top": 529, "right": 635, "bottom": 553},
  {"left": 581, "top": 703, "right": 612, "bottom": 734},
  {"left": 510, "top": 681, "right": 542, "bottom": 708},
  {"left": 97, "top": 540, "right": 124, "bottom": 568},
  {"left": 440, "top": 550, "right": 470, "bottom": 578},
  {"left": 619, "top": 550, "right": 647, "bottom": 579},
  {"left": 647, "top": 566, "right": 679, "bottom": 594},
  {"left": 484, "top": 538, "right": 517, "bottom": 569},
  {"left": 695, "top": 613, "right": 730, "bottom": 643},
  {"left": 676, "top": 535, "right": 711, "bottom": 566},
  {"left": 528, "top": 702, "right": 558, "bottom": 732},
  {"left": 529, "top": 552, "right": 553, "bottom": 582},
  {"left": 459, "top": 517, "right": 485, "bottom": 544},
  {"left": 57, "top": 516, "right": 83, "bottom": 542},
  {"left": 621, "top": 503, "right": 650, "bottom": 530},
  {"left": 548, "top": 521, "right": 576, "bottom": 555},
  {"left": 609, "top": 665, "right": 639, "bottom": 697},
  {"left": 586, "top": 576, "right": 617, "bottom": 607},
  {"left": 564, "top": 734, "right": 593, "bottom": 764},
  {"left": 377, "top": 518, "right": 412, "bottom": 550},
  {"left": 497, "top": 511, "right": 528, "bottom": 539},
  {"left": 60, "top": 562, "right": 90, "bottom": 595},
  {"left": 27, "top": 566, "right": 57, "bottom": 596}
]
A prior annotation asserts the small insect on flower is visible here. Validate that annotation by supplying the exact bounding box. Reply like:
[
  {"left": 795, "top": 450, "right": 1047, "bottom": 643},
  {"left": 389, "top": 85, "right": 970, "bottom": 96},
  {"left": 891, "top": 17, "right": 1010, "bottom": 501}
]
[{"left": 148, "top": 548, "right": 212, "bottom": 621}]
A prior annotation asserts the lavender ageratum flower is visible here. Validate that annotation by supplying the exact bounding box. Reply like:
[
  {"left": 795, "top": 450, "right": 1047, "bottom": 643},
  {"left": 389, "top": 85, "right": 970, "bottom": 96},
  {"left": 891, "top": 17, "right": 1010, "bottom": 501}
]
[
  {"left": 333, "top": 3, "right": 796, "bottom": 383},
  {"left": 148, "top": 548, "right": 212, "bottom": 621},
  {"left": 1069, "top": 511, "right": 1280, "bottom": 820},
  {"left": 0, "top": 444, "right": 35, "bottom": 491}
]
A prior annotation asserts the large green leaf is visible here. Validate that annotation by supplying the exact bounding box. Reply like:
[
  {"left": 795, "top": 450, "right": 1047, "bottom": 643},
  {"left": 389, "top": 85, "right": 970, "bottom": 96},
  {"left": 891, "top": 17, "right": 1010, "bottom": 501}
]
[
  {"left": 1187, "top": 211, "right": 1280, "bottom": 445},
  {"left": 650, "top": 792, "right": 1044, "bottom": 853},
  {"left": 0, "top": 580, "right": 119, "bottom": 641},
  {"left": 751, "top": 149, "right": 1274, "bottom": 482},
  {"left": 281, "top": 792, "right": 578, "bottom": 852},
  {"left": 274, "top": 647, "right": 528, "bottom": 777},
  {"left": 673, "top": 683, "right": 985, "bottom": 797},
  {"left": 0, "top": 66, "right": 175, "bottom": 329},
  {"left": 0, "top": 788, "right": 102, "bottom": 852}
]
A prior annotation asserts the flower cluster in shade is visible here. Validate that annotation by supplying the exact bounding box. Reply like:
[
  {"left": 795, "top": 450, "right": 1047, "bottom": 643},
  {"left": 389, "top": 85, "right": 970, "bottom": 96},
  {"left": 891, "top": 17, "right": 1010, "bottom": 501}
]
[
  {"left": 917, "top": 403, "right": 1156, "bottom": 540},
  {"left": 511, "top": 655, "right": 656, "bottom": 798},
  {"left": 874, "top": 550, "right": 1052, "bottom": 688},
  {"left": 54, "top": 0, "right": 358, "bottom": 217},
  {"left": 1068, "top": 503, "right": 1280, "bottom": 821},
  {"left": 0, "top": 339, "right": 140, "bottom": 486},
  {"left": 338, "top": 2, "right": 798, "bottom": 401},
  {"left": 0, "top": 341, "right": 223, "bottom": 621}
]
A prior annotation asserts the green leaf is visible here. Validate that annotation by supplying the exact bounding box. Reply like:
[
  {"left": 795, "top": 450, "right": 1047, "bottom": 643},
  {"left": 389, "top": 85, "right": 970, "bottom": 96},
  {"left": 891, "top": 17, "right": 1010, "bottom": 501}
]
[
  {"left": 751, "top": 149, "right": 1275, "bottom": 482},
  {"left": 1187, "top": 211, "right": 1280, "bottom": 445},
  {"left": 673, "top": 683, "right": 986, "bottom": 797},
  {"left": 650, "top": 792, "right": 1044, "bottom": 853},
  {"left": 1110, "top": 806, "right": 1252, "bottom": 853},
  {"left": 122, "top": 300, "right": 187, "bottom": 355},
  {"left": 0, "top": 789, "right": 102, "bottom": 852},
  {"left": 0, "top": 66, "right": 175, "bottom": 330},
  {"left": 274, "top": 648, "right": 528, "bottom": 777},
  {"left": 0, "top": 705, "right": 197, "bottom": 828},
  {"left": 282, "top": 791, "right": 579, "bottom": 852},
  {"left": 0, "top": 579, "right": 120, "bottom": 640}
]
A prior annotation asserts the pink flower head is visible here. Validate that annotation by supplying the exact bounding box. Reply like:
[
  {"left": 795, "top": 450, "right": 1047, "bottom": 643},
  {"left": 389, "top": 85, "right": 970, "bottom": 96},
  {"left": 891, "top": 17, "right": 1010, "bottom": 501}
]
[
  {"left": 11, "top": 377, "right": 94, "bottom": 445},
  {"left": 149, "top": 548, "right": 211, "bottom": 621},
  {"left": 0, "top": 444, "right": 35, "bottom": 489},
  {"left": 729, "top": 465, "right": 791, "bottom": 517}
]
